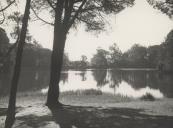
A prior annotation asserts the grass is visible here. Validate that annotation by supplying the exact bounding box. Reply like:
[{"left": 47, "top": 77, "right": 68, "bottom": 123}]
[
  {"left": 61, "top": 89, "right": 102, "bottom": 95},
  {"left": 59, "top": 89, "right": 133, "bottom": 106},
  {"left": 1, "top": 90, "right": 173, "bottom": 128}
]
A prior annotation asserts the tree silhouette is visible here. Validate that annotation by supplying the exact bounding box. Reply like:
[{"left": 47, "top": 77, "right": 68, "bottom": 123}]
[
  {"left": 0, "top": 28, "right": 10, "bottom": 71},
  {"left": 32, "top": 0, "right": 135, "bottom": 106},
  {"left": 108, "top": 43, "right": 122, "bottom": 68},
  {"left": 91, "top": 48, "right": 109, "bottom": 68},
  {"left": 147, "top": 0, "right": 173, "bottom": 18},
  {"left": 92, "top": 69, "right": 108, "bottom": 87},
  {"left": 5, "top": 0, "right": 31, "bottom": 127}
]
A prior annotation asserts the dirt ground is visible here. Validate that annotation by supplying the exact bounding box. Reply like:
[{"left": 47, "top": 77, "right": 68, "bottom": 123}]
[{"left": 0, "top": 93, "right": 173, "bottom": 128}]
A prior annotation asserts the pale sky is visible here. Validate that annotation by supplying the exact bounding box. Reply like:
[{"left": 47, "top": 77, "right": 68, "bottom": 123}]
[{"left": 2, "top": 0, "right": 173, "bottom": 60}]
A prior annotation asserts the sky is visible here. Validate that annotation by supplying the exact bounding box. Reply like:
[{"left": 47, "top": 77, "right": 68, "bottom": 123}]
[{"left": 2, "top": 0, "right": 173, "bottom": 61}]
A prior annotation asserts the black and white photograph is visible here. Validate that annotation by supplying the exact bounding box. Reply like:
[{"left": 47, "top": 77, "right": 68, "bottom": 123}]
[{"left": 0, "top": 0, "right": 173, "bottom": 128}]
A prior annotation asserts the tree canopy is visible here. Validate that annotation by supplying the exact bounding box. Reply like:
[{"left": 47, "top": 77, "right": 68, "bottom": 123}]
[
  {"left": 31, "top": 0, "right": 134, "bottom": 32},
  {"left": 91, "top": 48, "right": 108, "bottom": 68},
  {"left": 147, "top": 0, "right": 173, "bottom": 18}
]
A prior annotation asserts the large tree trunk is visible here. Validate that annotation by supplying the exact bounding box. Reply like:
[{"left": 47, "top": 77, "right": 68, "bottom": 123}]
[
  {"left": 46, "top": 1, "right": 66, "bottom": 107},
  {"left": 46, "top": 30, "right": 66, "bottom": 106},
  {"left": 46, "top": 34, "right": 66, "bottom": 106},
  {"left": 5, "top": 0, "right": 31, "bottom": 128}
]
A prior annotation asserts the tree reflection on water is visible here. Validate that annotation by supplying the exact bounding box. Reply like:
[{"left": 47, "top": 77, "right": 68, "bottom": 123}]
[{"left": 1, "top": 69, "right": 173, "bottom": 98}]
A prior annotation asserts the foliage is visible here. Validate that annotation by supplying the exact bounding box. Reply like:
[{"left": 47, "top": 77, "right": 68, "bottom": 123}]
[
  {"left": 147, "top": 0, "right": 173, "bottom": 18},
  {"left": 147, "top": 45, "right": 161, "bottom": 67},
  {"left": 91, "top": 48, "right": 109, "bottom": 68},
  {"left": 161, "top": 29, "right": 173, "bottom": 70},
  {"left": 124, "top": 44, "right": 148, "bottom": 68},
  {"left": 31, "top": 0, "right": 135, "bottom": 32},
  {"left": 0, "top": 27, "right": 11, "bottom": 71},
  {"left": 80, "top": 55, "right": 88, "bottom": 68},
  {"left": 31, "top": 0, "right": 135, "bottom": 105},
  {"left": 0, "top": 27, "right": 10, "bottom": 51},
  {"left": 91, "top": 44, "right": 149, "bottom": 68},
  {"left": 108, "top": 43, "right": 122, "bottom": 67},
  {"left": 5, "top": 0, "right": 31, "bottom": 127},
  {"left": 8, "top": 11, "right": 33, "bottom": 42},
  {"left": 7, "top": 11, "right": 23, "bottom": 39},
  {"left": 89, "top": 30, "right": 173, "bottom": 70},
  {"left": 69, "top": 56, "right": 89, "bottom": 69},
  {"left": 9, "top": 42, "right": 70, "bottom": 69}
]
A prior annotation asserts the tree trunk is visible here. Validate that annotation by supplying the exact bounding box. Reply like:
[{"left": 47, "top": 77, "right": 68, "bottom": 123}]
[
  {"left": 5, "top": 0, "right": 31, "bottom": 128},
  {"left": 46, "top": 1, "right": 66, "bottom": 106},
  {"left": 46, "top": 30, "right": 66, "bottom": 106}
]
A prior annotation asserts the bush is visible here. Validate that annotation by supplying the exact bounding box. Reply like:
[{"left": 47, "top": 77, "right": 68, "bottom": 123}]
[{"left": 140, "top": 93, "right": 155, "bottom": 101}]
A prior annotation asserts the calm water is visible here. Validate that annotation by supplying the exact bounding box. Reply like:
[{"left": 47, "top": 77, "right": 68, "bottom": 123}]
[{"left": 1, "top": 69, "right": 173, "bottom": 99}]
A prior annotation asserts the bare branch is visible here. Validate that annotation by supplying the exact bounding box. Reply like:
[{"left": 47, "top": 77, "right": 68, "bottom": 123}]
[
  {"left": 46, "top": 0, "right": 56, "bottom": 10},
  {"left": 76, "top": 17, "right": 99, "bottom": 29},
  {"left": 0, "top": 10, "right": 5, "bottom": 24},
  {"left": 31, "top": 6, "right": 54, "bottom": 26},
  {"left": 0, "top": 0, "right": 15, "bottom": 12}
]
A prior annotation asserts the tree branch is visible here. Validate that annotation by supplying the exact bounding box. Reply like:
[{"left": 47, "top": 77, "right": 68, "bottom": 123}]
[
  {"left": 67, "top": 0, "right": 87, "bottom": 31},
  {"left": 0, "top": 0, "right": 15, "bottom": 12},
  {"left": 31, "top": 6, "right": 54, "bottom": 26},
  {"left": 46, "top": 0, "right": 56, "bottom": 10},
  {"left": 76, "top": 17, "right": 97, "bottom": 28},
  {"left": 0, "top": 10, "right": 5, "bottom": 24}
]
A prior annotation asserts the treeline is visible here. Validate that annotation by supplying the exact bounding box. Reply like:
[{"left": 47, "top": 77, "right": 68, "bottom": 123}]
[
  {"left": 90, "top": 29, "right": 173, "bottom": 71},
  {"left": 91, "top": 44, "right": 156, "bottom": 69},
  {"left": 0, "top": 27, "right": 50, "bottom": 71},
  {"left": 0, "top": 27, "right": 70, "bottom": 71},
  {"left": 0, "top": 27, "right": 89, "bottom": 71},
  {"left": 68, "top": 29, "right": 173, "bottom": 71},
  {"left": 1, "top": 28, "right": 173, "bottom": 71}
]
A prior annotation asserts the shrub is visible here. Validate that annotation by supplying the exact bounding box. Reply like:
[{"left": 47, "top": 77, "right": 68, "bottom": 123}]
[{"left": 140, "top": 93, "right": 155, "bottom": 101}]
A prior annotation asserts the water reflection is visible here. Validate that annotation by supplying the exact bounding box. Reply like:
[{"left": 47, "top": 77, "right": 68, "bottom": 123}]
[
  {"left": 1, "top": 69, "right": 173, "bottom": 99},
  {"left": 76, "top": 70, "right": 87, "bottom": 81},
  {"left": 92, "top": 70, "right": 108, "bottom": 87},
  {"left": 115, "top": 82, "right": 163, "bottom": 98},
  {"left": 61, "top": 72, "right": 69, "bottom": 84},
  {"left": 108, "top": 70, "right": 122, "bottom": 95},
  {"left": 58, "top": 70, "right": 173, "bottom": 98}
]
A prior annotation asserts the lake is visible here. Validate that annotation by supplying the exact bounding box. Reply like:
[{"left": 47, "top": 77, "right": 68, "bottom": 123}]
[{"left": 1, "top": 69, "right": 173, "bottom": 99}]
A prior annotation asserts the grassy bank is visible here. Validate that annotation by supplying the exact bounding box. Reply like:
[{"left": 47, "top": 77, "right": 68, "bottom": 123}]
[{"left": 0, "top": 90, "right": 173, "bottom": 128}]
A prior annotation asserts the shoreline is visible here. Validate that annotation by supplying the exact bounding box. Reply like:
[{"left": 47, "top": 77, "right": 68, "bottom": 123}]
[
  {"left": 1, "top": 92, "right": 173, "bottom": 115},
  {"left": 1, "top": 92, "right": 173, "bottom": 128}
]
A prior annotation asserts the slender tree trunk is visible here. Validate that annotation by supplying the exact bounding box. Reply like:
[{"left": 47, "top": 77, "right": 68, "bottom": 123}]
[
  {"left": 5, "top": 0, "right": 31, "bottom": 128},
  {"left": 46, "top": 1, "right": 66, "bottom": 107}
]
